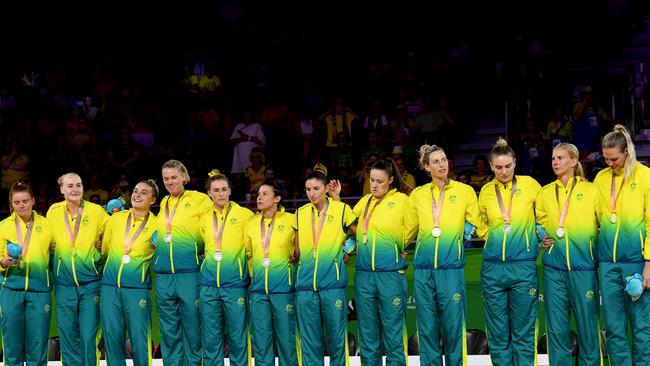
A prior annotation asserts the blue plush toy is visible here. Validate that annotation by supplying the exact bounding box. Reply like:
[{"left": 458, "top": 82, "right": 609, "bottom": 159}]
[
  {"left": 104, "top": 197, "right": 126, "bottom": 214},
  {"left": 343, "top": 237, "right": 356, "bottom": 254},
  {"left": 463, "top": 222, "right": 477, "bottom": 241},
  {"left": 6, "top": 240, "right": 22, "bottom": 261},
  {"left": 625, "top": 273, "right": 644, "bottom": 302}
]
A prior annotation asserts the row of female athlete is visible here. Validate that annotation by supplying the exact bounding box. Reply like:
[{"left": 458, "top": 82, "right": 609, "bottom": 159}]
[{"left": 0, "top": 124, "right": 649, "bottom": 366}]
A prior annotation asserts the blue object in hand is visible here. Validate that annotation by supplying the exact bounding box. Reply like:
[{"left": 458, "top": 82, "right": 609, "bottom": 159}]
[
  {"left": 535, "top": 224, "right": 546, "bottom": 242},
  {"left": 463, "top": 222, "right": 476, "bottom": 241},
  {"left": 625, "top": 273, "right": 644, "bottom": 302},
  {"left": 6, "top": 241, "right": 21, "bottom": 259},
  {"left": 104, "top": 198, "right": 126, "bottom": 214},
  {"left": 343, "top": 238, "right": 356, "bottom": 254}
]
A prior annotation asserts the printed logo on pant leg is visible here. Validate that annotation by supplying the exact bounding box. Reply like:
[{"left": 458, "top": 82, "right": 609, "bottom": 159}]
[
  {"left": 237, "top": 297, "right": 246, "bottom": 306},
  {"left": 94, "top": 295, "right": 100, "bottom": 304},
  {"left": 335, "top": 299, "right": 343, "bottom": 309},
  {"left": 139, "top": 299, "right": 147, "bottom": 308},
  {"left": 44, "top": 304, "right": 51, "bottom": 313},
  {"left": 529, "top": 288, "right": 537, "bottom": 297},
  {"left": 393, "top": 297, "right": 402, "bottom": 307},
  {"left": 586, "top": 290, "right": 594, "bottom": 300},
  {"left": 452, "top": 293, "right": 462, "bottom": 303},
  {"left": 285, "top": 304, "right": 294, "bottom": 313},
  {"left": 194, "top": 299, "right": 201, "bottom": 309}
]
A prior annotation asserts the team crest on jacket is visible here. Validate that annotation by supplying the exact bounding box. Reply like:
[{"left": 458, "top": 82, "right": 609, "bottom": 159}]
[
  {"left": 184, "top": 202, "right": 192, "bottom": 209},
  {"left": 327, "top": 215, "right": 335, "bottom": 224},
  {"left": 230, "top": 218, "right": 237, "bottom": 225},
  {"left": 35, "top": 225, "right": 43, "bottom": 233},
  {"left": 449, "top": 194, "right": 457, "bottom": 203},
  {"left": 576, "top": 193, "right": 584, "bottom": 202},
  {"left": 82, "top": 217, "right": 90, "bottom": 225},
  {"left": 277, "top": 224, "right": 286, "bottom": 232},
  {"left": 387, "top": 201, "right": 396, "bottom": 209},
  {"left": 630, "top": 182, "right": 638, "bottom": 191}
]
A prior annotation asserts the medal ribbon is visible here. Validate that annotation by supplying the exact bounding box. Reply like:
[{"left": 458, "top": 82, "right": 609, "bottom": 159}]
[
  {"left": 14, "top": 213, "right": 34, "bottom": 257},
  {"left": 609, "top": 173, "right": 626, "bottom": 216},
  {"left": 431, "top": 184, "right": 446, "bottom": 229},
  {"left": 495, "top": 177, "right": 517, "bottom": 225},
  {"left": 555, "top": 178, "right": 578, "bottom": 230},
  {"left": 63, "top": 202, "right": 84, "bottom": 251},
  {"left": 260, "top": 213, "right": 276, "bottom": 258},
  {"left": 362, "top": 194, "right": 386, "bottom": 238},
  {"left": 212, "top": 203, "right": 232, "bottom": 254},
  {"left": 165, "top": 192, "right": 185, "bottom": 234},
  {"left": 311, "top": 199, "right": 329, "bottom": 255},
  {"left": 124, "top": 211, "right": 150, "bottom": 256}
]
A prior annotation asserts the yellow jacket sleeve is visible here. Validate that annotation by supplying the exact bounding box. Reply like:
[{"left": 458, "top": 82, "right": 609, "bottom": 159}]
[
  {"left": 476, "top": 189, "right": 489, "bottom": 240},
  {"left": 465, "top": 187, "right": 483, "bottom": 234},
  {"left": 101, "top": 215, "right": 114, "bottom": 258},
  {"left": 644, "top": 179, "right": 650, "bottom": 260},
  {"left": 403, "top": 194, "right": 419, "bottom": 247},
  {"left": 535, "top": 189, "right": 548, "bottom": 228}
]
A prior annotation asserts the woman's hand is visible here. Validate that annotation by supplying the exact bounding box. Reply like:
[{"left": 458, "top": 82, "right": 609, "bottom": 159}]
[
  {"left": 643, "top": 262, "right": 650, "bottom": 290},
  {"left": 542, "top": 237, "right": 554, "bottom": 248},
  {"left": 327, "top": 180, "right": 341, "bottom": 201}
]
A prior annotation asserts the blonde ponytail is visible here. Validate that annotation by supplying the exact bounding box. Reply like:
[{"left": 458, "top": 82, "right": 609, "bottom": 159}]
[{"left": 602, "top": 124, "right": 637, "bottom": 180}]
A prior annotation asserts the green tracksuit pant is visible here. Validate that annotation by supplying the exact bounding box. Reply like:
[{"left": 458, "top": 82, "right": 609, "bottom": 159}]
[
  {"left": 599, "top": 261, "right": 650, "bottom": 366},
  {"left": 199, "top": 286, "right": 250, "bottom": 366},
  {"left": 55, "top": 280, "right": 101, "bottom": 366},
  {"left": 296, "top": 288, "right": 348, "bottom": 366},
  {"left": 100, "top": 286, "right": 152, "bottom": 366},
  {"left": 155, "top": 272, "right": 202, "bottom": 366},
  {"left": 250, "top": 291, "right": 300, "bottom": 366},
  {"left": 414, "top": 268, "right": 467, "bottom": 366},
  {"left": 481, "top": 261, "right": 538, "bottom": 366},
  {"left": 543, "top": 267, "right": 602, "bottom": 366},
  {"left": 0, "top": 287, "right": 51, "bottom": 366},
  {"left": 355, "top": 271, "right": 408, "bottom": 366}
]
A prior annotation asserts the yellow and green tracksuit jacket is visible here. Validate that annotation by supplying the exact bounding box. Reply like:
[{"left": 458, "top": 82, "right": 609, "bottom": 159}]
[
  {"left": 244, "top": 208, "right": 297, "bottom": 294},
  {"left": 594, "top": 163, "right": 650, "bottom": 263},
  {"left": 0, "top": 212, "right": 53, "bottom": 292},
  {"left": 478, "top": 176, "right": 542, "bottom": 262},
  {"left": 352, "top": 189, "right": 409, "bottom": 272},
  {"left": 46, "top": 200, "right": 109, "bottom": 286},
  {"left": 295, "top": 197, "right": 357, "bottom": 291},
  {"left": 153, "top": 190, "right": 213, "bottom": 274},
  {"left": 101, "top": 210, "right": 157, "bottom": 289},
  {"left": 199, "top": 201, "right": 254, "bottom": 288},
  {"left": 404, "top": 180, "right": 482, "bottom": 269},
  {"left": 536, "top": 177, "right": 601, "bottom": 271}
]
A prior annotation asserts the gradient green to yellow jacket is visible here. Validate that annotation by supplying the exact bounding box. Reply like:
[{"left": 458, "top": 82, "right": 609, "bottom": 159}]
[
  {"left": 478, "top": 176, "right": 542, "bottom": 262},
  {"left": 404, "top": 180, "right": 482, "bottom": 269},
  {"left": 0, "top": 212, "right": 53, "bottom": 292},
  {"left": 101, "top": 209, "right": 157, "bottom": 289},
  {"left": 594, "top": 163, "right": 650, "bottom": 262},
  {"left": 352, "top": 189, "right": 409, "bottom": 272},
  {"left": 536, "top": 177, "right": 601, "bottom": 271},
  {"left": 46, "top": 200, "right": 109, "bottom": 286},
  {"left": 199, "top": 201, "right": 254, "bottom": 288},
  {"left": 152, "top": 190, "right": 212, "bottom": 274},
  {"left": 295, "top": 197, "right": 356, "bottom": 291},
  {"left": 244, "top": 207, "right": 297, "bottom": 294}
]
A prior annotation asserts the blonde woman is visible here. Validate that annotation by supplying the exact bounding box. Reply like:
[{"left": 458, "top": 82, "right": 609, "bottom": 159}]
[
  {"left": 536, "top": 143, "right": 602, "bottom": 365},
  {"left": 594, "top": 125, "right": 650, "bottom": 365}
]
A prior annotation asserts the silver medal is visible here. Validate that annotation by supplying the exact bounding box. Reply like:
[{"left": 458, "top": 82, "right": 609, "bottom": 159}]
[
  {"left": 262, "top": 257, "right": 271, "bottom": 268},
  {"left": 610, "top": 213, "right": 617, "bottom": 224},
  {"left": 122, "top": 255, "right": 131, "bottom": 264},
  {"left": 432, "top": 227, "right": 442, "bottom": 238},
  {"left": 556, "top": 227, "right": 565, "bottom": 238},
  {"left": 503, "top": 224, "right": 512, "bottom": 234},
  {"left": 164, "top": 233, "right": 172, "bottom": 243},
  {"left": 214, "top": 251, "right": 223, "bottom": 262}
]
